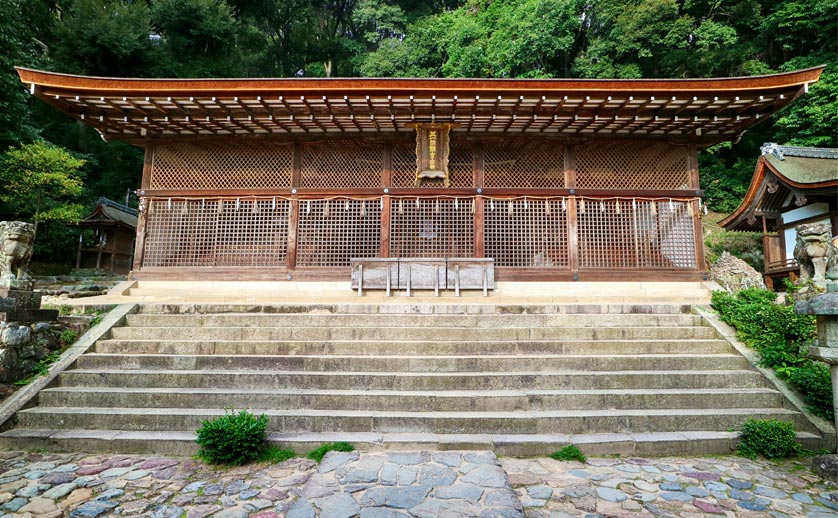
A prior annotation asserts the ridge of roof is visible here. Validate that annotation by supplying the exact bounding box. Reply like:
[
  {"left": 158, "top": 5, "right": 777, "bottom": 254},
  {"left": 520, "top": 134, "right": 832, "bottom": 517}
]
[
  {"left": 97, "top": 197, "right": 138, "bottom": 216},
  {"left": 760, "top": 142, "right": 838, "bottom": 160}
]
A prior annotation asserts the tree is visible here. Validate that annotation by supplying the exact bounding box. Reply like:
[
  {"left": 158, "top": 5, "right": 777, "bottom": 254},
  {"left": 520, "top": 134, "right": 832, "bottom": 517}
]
[
  {"left": 0, "top": 0, "right": 45, "bottom": 148},
  {"left": 51, "top": 0, "right": 156, "bottom": 76},
  {"left": 0, "top": 141, "right": 86, "bottom": 236}
]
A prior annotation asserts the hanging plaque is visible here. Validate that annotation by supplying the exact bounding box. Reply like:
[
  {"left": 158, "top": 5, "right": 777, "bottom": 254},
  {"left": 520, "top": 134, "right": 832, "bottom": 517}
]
[{"left": 413, "top": 123, "right": 453, "bottom": 187}]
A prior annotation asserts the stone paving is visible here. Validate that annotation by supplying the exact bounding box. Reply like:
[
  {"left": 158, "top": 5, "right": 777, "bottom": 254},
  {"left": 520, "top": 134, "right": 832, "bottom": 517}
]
[
  {"left": 502, "top": 455, "right": 838, "bottom": 518},
  {"left": 0, "top": 450, "right": 835, "bottom": 517}
]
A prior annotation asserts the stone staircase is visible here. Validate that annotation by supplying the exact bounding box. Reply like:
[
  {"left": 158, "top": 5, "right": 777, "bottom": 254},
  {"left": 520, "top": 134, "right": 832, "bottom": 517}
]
[{"left": 0, "top": 303, "right": 826, "bottom": 455}]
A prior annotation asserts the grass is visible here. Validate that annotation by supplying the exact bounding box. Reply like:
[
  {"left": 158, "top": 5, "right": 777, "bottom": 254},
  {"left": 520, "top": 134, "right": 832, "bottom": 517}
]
[{"left": 306, "top": 442, "right": 354, "bottom": 463}]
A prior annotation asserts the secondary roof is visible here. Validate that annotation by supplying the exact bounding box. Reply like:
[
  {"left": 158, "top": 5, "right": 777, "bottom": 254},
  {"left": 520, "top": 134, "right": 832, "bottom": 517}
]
[
  {"left": 720, "top": 143, "right": 838, "bottom": 232},
  {"left": 17, "top": 66, "right": 824, "bottom": 145}
]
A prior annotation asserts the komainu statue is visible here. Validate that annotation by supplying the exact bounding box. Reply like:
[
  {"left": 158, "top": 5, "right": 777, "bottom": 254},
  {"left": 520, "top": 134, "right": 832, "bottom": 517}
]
[
  {"left": 793, "top": 222, "right": 838, "bottom": 284},
  {"left": 0, "top": 221, "right": 35, "bottom": 281}
]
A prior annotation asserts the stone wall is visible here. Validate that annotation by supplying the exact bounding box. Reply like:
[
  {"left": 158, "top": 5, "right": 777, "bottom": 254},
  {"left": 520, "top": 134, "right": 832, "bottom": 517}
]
[{"left": 0, "top": 320, "right": 64, "bottom": 383}]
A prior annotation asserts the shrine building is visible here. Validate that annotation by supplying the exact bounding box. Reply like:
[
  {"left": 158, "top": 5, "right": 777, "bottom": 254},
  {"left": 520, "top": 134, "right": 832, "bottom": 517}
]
[{"left": 16, "top": 67, "right": 824, "bottom": 285}]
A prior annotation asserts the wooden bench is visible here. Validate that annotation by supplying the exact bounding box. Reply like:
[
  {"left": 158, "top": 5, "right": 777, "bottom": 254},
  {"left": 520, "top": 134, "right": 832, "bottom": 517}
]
[{"left": 350, "top": 258, "right": 495, "bottom": 296}]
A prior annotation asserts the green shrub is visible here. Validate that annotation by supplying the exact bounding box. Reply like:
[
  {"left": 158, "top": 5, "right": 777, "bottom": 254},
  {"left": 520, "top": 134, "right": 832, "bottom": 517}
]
[
  {"left": 196, "top": 410, "right": 268, "bottom": 465},
  {"left": 13, "top": 350, "right": 62, "bottom": 386},
  {"left": 259, "top": 445, "right": 296, "bottom": 463},
  {"left": 550, "top": 444, "right": 587, "bottom": 463},
  {"left": 306, "top": 442, "right": 354, "bottom": 463},
  {"left": 786, "top": 361, "right": 834, "bottom": 421},
  {"left": 711, "top": 288, "right": 831, "bottom": 418},
  {"left": 59, "top": 329, "right": 78, "bottom": 347},
  {"left": 736, "top": 419, "right": 802, "bottom": 459}
]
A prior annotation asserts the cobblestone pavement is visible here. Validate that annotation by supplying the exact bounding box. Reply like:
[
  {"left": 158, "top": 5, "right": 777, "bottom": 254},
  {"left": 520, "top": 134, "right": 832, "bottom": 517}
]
[
  {"left": 0, "top": 450, "right": 835, "bottom": 517},
  {"left": 502, "top": 455, "right": 838, "bottom": 518}
]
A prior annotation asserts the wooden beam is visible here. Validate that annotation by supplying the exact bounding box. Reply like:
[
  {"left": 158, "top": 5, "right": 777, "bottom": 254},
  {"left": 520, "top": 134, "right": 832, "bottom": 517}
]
[
  {"left": 381, "top": 196, "right": 391, "bottom": 258},
  {"left": 287, "top": 199, "right": 299, "bottom": 271}
]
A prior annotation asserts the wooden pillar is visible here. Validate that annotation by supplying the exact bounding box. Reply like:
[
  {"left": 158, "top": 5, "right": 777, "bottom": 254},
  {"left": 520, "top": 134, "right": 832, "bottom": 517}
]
[
  {"left": 474, "top": 197, "right": 485, "bottom": 258},
  {"left": 383, "top": 142, "right": 393, "bottom": 187},
  {"left": 473, "top": 142, "right": 484, "bottom": 188},
  {"left": 381, "top": 143, "right": 393, "bottom": 258},
  {"left": 692, "top": 198, "right": 706, "bottom": 271},
  {"left": 474, "top": 143, "right": 485, "bottom": 258},
  {"left": 564, "top": 144, "right": 576, "bottom": 189},
  {"left": 287, "top": 199, "right": 299, "bottom": 270},
  {"left": 287, "top": 144, "right": 302, "bottom": 271},
  {"left": 565, "top": 145, "right": 579, "bottom": 275},
  {"left": 132, "top": 146, "right": 154, "bottom": 273},
  {"left": 75, "top": 234, "right": 83, "bottom": 269},
  {"left": 567, "top": 196, "right": 579, "bottom": 275},
  {"left": 687, "top": 145, "right": 705, "bottom": 272},
  {"left": 687, "top": 144, "right": 700, "bottom": 190},
  {"left": 381, "top": 196, "right": 391, "bottom": 258}
]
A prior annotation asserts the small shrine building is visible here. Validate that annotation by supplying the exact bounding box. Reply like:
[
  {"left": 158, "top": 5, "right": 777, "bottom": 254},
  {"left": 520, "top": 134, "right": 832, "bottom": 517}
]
[
  {"left": 720, "top": 143, "right": 838, "bottom": 290},
  {"left": 75, "top": 197, "right": 138, "bottom": 275},
  {"left": 17, "top": 67, "right": 824, "bottom": 284}
]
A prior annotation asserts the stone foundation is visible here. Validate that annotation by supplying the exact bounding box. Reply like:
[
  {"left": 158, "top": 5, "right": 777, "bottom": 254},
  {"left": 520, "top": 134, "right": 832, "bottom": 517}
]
[{"left": 0, "top": 281, "right": 62, "bottom": 383}]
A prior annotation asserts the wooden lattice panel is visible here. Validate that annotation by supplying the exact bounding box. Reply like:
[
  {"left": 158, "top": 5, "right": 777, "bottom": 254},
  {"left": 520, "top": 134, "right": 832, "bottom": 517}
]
[
  {"left": 575, "top": 142, "right": 689, "bottom": 190},
  {"left": 576, "top": 198, "right": 696, "bottom": 269},
  {"left": 390, "top": 197, "right": 474, "bottom": 257},
  {"left": 392, "top": 143, "right": 472, "bottom": 188},
  {"left": 484, "top": 198, "right": 569, "bottom": 267},
  {"left": 296, "top": 198, "right": 381, "bottom": 267},
  {"left": 143, "top": 198, "right": 290, "bottom": 267},
  {"left": 484, "top": 142, "right": 565, "bottom": 188},
  {"left": 301, "top": 141, "right": 382, "bottom": 188},
  {"left": 150, "top": 141, "right": 293, "bottom": 190}
]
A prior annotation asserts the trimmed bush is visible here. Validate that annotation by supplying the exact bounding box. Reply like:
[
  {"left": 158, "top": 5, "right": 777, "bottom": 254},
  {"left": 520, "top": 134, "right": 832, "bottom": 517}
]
[
  {"left": 196, "top": 410, "right": 268, "bottom": 465},
  {"left": 306, "top": 442, "right": 354, "bottom": 463},
  {"left": 711, "top": 288, "right": 831, "bottom": 419},
  {"left": 550, "top": 444, "right": 587, "bottom": 463},
  {"left": 737, "top": 419, "right": 802, "bottom": 459}
]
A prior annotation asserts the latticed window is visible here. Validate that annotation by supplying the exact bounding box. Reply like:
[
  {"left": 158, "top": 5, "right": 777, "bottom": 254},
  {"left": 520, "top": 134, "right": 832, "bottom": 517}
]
[
  {"left": 143, "top": 198, "right": 290, "bottom": 267},
  {"left": 300, "top": 141, "right": 382, "bottom": 188},
  {"left": 576, "top": 198, "right": 695, "bottom": 269},
  {"left": 150, "top": 141, "right": 293, "bottom": 190},
  {"left": 575, "top": 141, "right": 689, "bottom": 190},
  {"left": 484, "top": 141, "right": 565, "bottom": 188},
  {"left": 484, "top": 197, "right": 569, "bottom": 267},
  {"left": 296, "top": 198, "right": 381, "bottom": 266},
  {"left": 390, "top": 197, "right": 474, "bottom": 257}
]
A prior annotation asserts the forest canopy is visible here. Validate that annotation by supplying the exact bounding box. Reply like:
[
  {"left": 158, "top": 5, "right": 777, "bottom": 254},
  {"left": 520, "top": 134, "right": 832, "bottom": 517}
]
[{"left": 0, "top": 0, "right": 835, "bottom": 261}]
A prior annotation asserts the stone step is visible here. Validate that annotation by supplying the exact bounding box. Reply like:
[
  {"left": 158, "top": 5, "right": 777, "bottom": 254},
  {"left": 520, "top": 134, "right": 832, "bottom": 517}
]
[
  {"left": 123, "top": 313, "right": 704, "bottom": 328},
  {"left": 15, "top": 406, "right": 808, "bottom": 435},
  {"left": 39, "top": 387, "right": 785, "bottom": 412},
  {"left": 93, "top": 338, "right": 736, "bottom": 356},
  {"left": 107, "top": 325, "right": 718, "bottom": 341},
  {"left": 0, "top": 429, "right": 825, "bottom": 457},
  {"left": 57, "top": 369, "right": 768, "bottom": 390},
  {"left": 74, "top": 353, "right": 750, "bottom": 372},
  {"left": 134, "top": 303, "right": 694, "bottom": 315}
]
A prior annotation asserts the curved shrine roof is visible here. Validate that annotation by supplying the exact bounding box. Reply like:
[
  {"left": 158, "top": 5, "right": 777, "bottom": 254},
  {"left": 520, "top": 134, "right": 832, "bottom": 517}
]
[
  {"left": 720, "top": 143, "right": 838, "bottom": 232},
  {"left": 16, "top": 67, "right": 824, "bottom": 145}
]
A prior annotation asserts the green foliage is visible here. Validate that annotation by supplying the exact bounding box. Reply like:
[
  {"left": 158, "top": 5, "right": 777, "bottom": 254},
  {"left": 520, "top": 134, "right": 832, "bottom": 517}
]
[
  {"left": 259, "top": 445, "right": 297, "bottom": 463},
  {"left": 785, "top": 361, "right": 833, "bottom": 420},
  {"left": 0, "top": 141, "right": 86, "bottom": 232},
  {"left": 703, "top": 212, "right": 764, "bottom": 272},
  {"left": 550, "top": 444, "right": 587, "bottom": 463},
  {"left": 13, "top": 350, "right": 62, "bottom": 386},
  {"left": 711, "top": 289, "right": 832, "bottom": 419},
  {"left": 196, "top": 410, "right": 269, "bottom": 465},
  {"left": 736, "top": 419, "right": 802, "bottom": 459},
  {"left": 305, "top": 442, "right": 354, "bottom": 463},
  {"left": 58, "top": 329, "right": 78, "bottom": 347},
  {"left": 51, "top": 0, "right": 156, "bottom": 76}
]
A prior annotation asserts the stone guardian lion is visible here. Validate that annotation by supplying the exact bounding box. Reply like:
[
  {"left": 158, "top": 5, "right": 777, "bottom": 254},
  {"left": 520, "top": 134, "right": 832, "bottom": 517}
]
[
  {"left": 0, "top": 221, "right": 35, "bottom": 281},
  {"left": 793, "top": 222, "right": 838, "bottom": 283}
]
